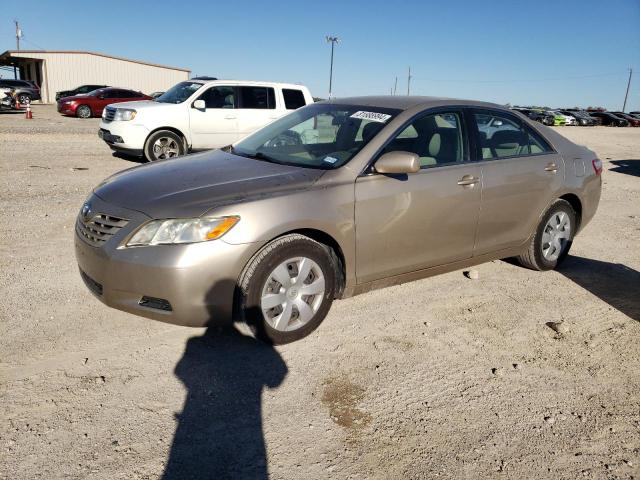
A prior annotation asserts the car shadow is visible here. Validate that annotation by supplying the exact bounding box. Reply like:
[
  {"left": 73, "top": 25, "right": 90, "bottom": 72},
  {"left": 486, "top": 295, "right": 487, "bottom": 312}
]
[
  {"left": 609, "top": 159, "right": 640, "bottom": 178},
  {"left": 557, "top": 255, "right": 640, "bottom": 322},
  {"left": 162, "top": 286, "right": 288, "bottom": 479},
  {"left": 111, "top": 151, "right": 146, "bottom": 164}
]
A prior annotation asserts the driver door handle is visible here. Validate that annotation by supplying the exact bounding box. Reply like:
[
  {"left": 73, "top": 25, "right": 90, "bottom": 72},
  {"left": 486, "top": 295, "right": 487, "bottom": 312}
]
[
  {"left": 457, "top": 175, "right": 480, "bottom": 187},
  {"left": 224, "top": 115, "right": 237, "bottom": 120},
  {"left": 544, "top": 162, "right": 558, "bottom": 173}
]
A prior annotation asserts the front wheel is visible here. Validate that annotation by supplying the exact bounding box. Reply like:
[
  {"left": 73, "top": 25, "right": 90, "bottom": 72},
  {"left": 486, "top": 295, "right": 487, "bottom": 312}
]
[
  {"left": 517, "top": 199, "right": 575, "bottom": 271},
  {"left": 17, "top": 93, "right": 31, "bottom": 105},
  {"left": 238, "top": 234, "right": 337, "bottom": 344},
  {"left": 144, "top": 130, "right": 185, "bottom": 161}
]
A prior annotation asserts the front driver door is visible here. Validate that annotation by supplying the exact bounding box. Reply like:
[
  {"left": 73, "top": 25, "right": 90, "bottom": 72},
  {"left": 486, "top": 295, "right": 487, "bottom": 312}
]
[
  {"left": 189, "top": 85, "right": 238, "bottom": 149},
  {"left": 355, "top": 110, "right": 482, "bottom": 284}
]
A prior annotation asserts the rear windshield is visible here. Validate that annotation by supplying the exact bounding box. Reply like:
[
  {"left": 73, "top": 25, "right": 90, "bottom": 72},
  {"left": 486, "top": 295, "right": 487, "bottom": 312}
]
[{"left": 155, "top": 81, "right": 203, "bottom": 104}]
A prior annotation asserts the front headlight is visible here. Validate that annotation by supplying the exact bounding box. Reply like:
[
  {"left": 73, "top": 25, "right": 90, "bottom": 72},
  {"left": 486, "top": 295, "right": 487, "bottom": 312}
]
[
  {"left": 125, "top": 216, "right": 240, "bottom": 247},
  {"left": 112, "top": 108, "right": 137, "bottom": 121}
]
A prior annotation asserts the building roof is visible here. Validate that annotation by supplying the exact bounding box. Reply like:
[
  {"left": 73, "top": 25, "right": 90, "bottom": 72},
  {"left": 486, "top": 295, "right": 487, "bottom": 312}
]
[
  {"left": 324, "top": 95, "right": 504, "bottom": 110},
  {"left": 0, "top": 50, "right": 190, "bottom": 73}
]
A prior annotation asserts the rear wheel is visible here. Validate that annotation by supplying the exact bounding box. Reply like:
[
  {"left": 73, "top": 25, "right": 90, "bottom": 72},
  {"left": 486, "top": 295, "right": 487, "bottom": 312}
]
[
  {"left": 76, "top": 105, "right": 92, "bottom": 118},
  {"left": 238, "top": 234, "right": 337, "bottom": 344},
  {"left": 517, "top": 199, "right": 575, "bottom": 271},
  {"left": 144, "top": 130, "right": 185, "bottom": 161}
]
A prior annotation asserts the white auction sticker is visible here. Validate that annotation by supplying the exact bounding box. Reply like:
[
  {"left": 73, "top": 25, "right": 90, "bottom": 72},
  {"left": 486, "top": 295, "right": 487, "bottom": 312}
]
[{"left": 350, "top": 111, "right": 392, "bottom": 123}]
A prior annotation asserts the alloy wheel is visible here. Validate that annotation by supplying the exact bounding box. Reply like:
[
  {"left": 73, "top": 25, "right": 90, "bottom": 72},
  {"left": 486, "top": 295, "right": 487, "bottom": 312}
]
[{"left": 152, "top": 137, "right": 180, "bottom": 160}]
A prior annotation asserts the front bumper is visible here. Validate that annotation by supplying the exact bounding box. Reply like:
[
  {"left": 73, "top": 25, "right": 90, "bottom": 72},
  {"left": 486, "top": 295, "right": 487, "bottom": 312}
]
[
  {"left": 99, "top": 120, "right": 149, "bottom": 157},
  {"left": 74, "top": 195, "right": 264, "bottom": 327}
]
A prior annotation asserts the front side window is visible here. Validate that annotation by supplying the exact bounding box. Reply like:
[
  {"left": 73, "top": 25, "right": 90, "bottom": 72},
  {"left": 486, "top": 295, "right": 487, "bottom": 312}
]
[
  {"left": 239, "top": 87, "right": 276, "bottom": 109},
  {"left": 199, "top": 86, "right": 235, "bottom": 109},
  {"left": 381, "top": 111, "right": 464, "bottom": 168},
  {"left": 232, "top": 103, "right": 400, "bottom": 169},
  {"left": 155, "top": 81, "right": 203, "bottom": 104},
  {"left": 283, "top": 89, "right": 306, "bottom": 109},
  {"left": 473, "top": 110, "right": 552, "bottom": 159}
]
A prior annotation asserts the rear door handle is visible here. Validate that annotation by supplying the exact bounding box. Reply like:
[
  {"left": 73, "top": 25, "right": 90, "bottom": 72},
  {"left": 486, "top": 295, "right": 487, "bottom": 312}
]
[
  {"left": 544, "top": 162, "right": 558, "bottom": 173},
  {"left": 457, "top": 175, "right": 479, "bottom": 187},
  {"left": 224, "top": 115, "right": 237, "bottom": 120}
]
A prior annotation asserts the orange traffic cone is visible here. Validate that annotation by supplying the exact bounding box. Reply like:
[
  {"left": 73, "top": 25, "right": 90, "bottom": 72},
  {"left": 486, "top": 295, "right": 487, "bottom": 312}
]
[
  {"left": 15, "top": 97, "right": 21, "bottom": 110},
  {"left": 25, "top": 103, "right": 33, "bottom": 119}
]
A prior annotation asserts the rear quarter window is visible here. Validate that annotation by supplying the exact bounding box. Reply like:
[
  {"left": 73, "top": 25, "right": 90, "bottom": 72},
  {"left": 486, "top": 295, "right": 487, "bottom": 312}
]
[{"left": 282, "top": 89, "right": 307, "bottom": 109}]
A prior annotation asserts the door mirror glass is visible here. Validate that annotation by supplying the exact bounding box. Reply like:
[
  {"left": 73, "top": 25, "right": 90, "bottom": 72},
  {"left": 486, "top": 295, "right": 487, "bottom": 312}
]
[
  {"left": 193, "top": 99, "right": 205, "bottom": 110},
  {"left": 374, "top": 151, "right": 420, "bottom": 174}
]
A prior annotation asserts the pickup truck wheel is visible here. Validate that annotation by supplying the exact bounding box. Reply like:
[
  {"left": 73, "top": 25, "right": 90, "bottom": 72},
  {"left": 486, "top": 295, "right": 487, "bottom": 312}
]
[
  {"left": 238, "top": 234, "right": 337, "bottom": 345},
  {"left": 517, "top": 199, "right": 575, "bottom": 271},
  {"left": 76, "top": 105, "right": 92, "bottom": 118},
  {"left": 144, "top": 130, "right": 185, "bottom": 161}
]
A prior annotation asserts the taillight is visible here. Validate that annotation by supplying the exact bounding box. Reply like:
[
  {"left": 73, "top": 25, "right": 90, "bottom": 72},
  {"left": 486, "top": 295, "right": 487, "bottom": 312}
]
[{"left": 592, "top": 158, "right": 603, "bottom": 175}]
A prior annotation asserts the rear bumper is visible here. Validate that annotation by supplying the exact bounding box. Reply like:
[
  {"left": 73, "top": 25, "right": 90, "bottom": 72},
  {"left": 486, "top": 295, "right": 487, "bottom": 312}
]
[{"left": 74, "top": 195, "right": 263, "bottom": 327}]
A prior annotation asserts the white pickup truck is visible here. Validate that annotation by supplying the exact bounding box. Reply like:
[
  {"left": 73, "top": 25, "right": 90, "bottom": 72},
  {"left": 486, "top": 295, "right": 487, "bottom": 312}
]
[{"left": 98, "top": 80, "right": 314, "bottom": 161}]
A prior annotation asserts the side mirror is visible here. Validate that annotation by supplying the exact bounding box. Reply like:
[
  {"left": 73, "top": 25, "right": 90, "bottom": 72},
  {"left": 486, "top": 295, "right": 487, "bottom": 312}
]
[
  {"left": 193, "top": 99, "right": 205, "bottom": 110},
  {"left": 374, "top": 151, "right": 420, "bottom": 174}
]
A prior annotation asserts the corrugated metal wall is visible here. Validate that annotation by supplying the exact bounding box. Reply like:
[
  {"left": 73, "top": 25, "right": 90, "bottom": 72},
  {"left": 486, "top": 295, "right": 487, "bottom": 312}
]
[{"left": 12, "top": 52, "right": 189, "bottom": 103}]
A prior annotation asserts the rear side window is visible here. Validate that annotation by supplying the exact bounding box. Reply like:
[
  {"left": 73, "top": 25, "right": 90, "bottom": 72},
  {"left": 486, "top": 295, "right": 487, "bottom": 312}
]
[
  {"left": 282, "top": 89, "right": 306, "bottom": 109},
  {"left": 239, "top": 86, "right": 275, "bottom": 109},
  {"left": 473, "top": 111, "right": 552, "bottom": 160}
]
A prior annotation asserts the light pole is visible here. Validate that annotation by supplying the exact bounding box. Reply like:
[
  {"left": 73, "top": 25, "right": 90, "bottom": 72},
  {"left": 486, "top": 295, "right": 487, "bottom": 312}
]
[{"left": 326, "top": 36, "right": 340, "bottom": 98}]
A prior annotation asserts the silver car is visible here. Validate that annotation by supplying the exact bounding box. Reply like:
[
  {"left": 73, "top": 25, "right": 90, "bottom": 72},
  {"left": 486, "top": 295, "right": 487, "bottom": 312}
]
[{"left": 75, "top": 96, "right": 602, "bottom": 344}]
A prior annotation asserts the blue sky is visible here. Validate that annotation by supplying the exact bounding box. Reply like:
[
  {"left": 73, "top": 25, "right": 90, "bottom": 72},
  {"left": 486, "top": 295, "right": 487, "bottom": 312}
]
[{"left": 2, "top": 0, "right": 639, "bottom": 110}]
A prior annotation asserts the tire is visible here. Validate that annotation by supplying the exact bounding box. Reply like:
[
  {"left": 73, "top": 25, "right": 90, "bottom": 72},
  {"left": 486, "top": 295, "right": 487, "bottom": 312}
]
[
  {"left": 17, "top": 93, "right": 31, "bottom": 105},
  {"left": 76, "top": 105, "right": 92, "bottom": 119},
  {"left": 517, "top": 199, "right": 576, "bottom": 271},
  {"left": 144, "top": 130, "right": 185, "bottom": 161},
  {"left": 238, "top": 234, "right": 337, "bottom": 344}
]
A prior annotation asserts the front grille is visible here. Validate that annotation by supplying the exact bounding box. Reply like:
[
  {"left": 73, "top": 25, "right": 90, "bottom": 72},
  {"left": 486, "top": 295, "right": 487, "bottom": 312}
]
[
  {"left": 76, "top": 213, "right": 128, "bottom": 247},
  {"left": 103, "top": 106, "right": 116, "bottom": 122},
  {"left": 80, "top": 270, "right": 103, "bottom": 296}
]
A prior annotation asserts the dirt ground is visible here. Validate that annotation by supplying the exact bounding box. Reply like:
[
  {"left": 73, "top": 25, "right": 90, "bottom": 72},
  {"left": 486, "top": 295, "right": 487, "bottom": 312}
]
[{"left": 1, "top": 105, "right": 639, "bottom": 479}]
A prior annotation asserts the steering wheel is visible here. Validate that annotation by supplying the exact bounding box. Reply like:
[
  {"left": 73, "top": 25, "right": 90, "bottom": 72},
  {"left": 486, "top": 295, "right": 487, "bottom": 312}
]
[{"left": 265, "top": 130, "right": 302, "bottom": 148}]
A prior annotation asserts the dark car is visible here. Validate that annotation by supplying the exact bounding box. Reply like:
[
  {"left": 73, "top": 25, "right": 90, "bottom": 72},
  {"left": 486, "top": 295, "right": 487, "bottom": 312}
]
[
  {"left": 0, "top": 79, "right": 41, "bottom": 104},
  {"left": 611, "top": 112, "right": 640, "bottom": 127},
  {"left": 513, "top": 108, "right": 555, "bottom": 126},
  {"left": 587, "top": 112, "right": 629, "bottom": 127},
  {"left": 56, "top": 84, "right": 108, "bottom": 101},
  {"left": 558, "top": 110, "right": 598, "bottom": 126},
  {"left": 57, "top": 87, "right": 151, "bottom": 118}
]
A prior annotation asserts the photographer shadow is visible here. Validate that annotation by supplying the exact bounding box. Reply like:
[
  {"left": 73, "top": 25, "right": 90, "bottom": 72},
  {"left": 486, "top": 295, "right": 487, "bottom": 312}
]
[{"left": 163, "top": 317, "right": 287, "bottom": 479}]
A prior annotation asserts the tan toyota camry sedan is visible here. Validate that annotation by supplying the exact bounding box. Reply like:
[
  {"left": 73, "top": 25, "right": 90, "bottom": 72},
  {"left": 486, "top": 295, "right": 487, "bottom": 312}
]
[{"left": 76, "top": 96, "right": 602, "bottom": 344}]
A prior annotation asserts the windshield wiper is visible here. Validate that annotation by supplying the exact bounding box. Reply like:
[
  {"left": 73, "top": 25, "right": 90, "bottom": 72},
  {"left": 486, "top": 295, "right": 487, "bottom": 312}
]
[{"left": 231, "top": 148, "right": 280, "bottom": 164}]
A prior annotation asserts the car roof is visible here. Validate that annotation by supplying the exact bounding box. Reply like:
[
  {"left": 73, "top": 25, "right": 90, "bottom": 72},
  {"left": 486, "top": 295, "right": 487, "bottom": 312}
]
[
  {"left": 200, "top": 80, "right": 309, "bottom": 90},
  {"left": 316, "top": 95, "right": 506, "bottom": 111}
]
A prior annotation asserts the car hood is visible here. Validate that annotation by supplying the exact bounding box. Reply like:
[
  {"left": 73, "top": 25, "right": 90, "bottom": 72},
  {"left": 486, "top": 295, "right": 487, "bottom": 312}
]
[
  {"left": 108, "top": 100, "right": 169, "bottom": 110},
  {"left": 93, "top": 149, "right": 325, "bottom": 218}
]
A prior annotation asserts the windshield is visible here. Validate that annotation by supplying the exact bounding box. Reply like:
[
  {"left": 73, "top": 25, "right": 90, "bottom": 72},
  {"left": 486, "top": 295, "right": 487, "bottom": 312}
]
[
  {"left": 232, "top": 103, "right": 401, "bottom": 169},
  {"left": 155, "top": 81, "right": 203, "bottom": 104}
]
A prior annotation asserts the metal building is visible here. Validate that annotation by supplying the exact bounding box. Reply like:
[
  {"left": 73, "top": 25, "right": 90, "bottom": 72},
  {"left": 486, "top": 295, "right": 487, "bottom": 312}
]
[{"left": 0, "top": 50, "right": 190, "bottom": 103}]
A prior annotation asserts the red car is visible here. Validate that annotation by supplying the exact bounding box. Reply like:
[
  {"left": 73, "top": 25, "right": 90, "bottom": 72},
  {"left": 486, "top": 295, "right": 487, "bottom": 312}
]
[
  {"left": 611, "top": 112, "right": 640, "bottom": 127},
  {"left": 57, "top": 87, "right": 151, "bottom": 118}
]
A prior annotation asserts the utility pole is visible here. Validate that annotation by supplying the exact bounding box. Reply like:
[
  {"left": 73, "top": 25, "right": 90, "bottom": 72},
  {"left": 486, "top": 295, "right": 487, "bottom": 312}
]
[
  {"left": 407, "top": 66, "right": 412, "bottom": 95},
  {"left": 15, "top": 20, "right": 21, "bottom": 50},
  {"left": 326, "top": 36, "right": 340, "bottom": 99},
  {"left": 393, "top": 76, "right": 398, "bottom": 95},
  {"left": 622, "top": 67, "right": 633, "bottom": 112}
]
